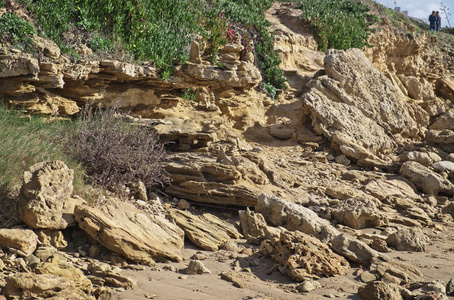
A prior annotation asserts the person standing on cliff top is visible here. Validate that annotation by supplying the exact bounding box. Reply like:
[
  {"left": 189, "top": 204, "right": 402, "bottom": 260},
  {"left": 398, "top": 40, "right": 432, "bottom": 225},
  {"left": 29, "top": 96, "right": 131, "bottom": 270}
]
[
  {"left": 436, "top": 11, "right": 441, "bottom": 31},
  {"left": 429, "top": 11, "right": 437, "bottom": 31}
]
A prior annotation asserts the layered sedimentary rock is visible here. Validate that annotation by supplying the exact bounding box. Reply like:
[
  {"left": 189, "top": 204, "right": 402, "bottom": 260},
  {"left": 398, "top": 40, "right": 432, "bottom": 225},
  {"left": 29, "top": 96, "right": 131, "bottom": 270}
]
[
  {"left": 75, "top": 198, "right": 185, "bottom": 264},
  {"left": 0, "top": 43, "right": 261, "bottom": 115},
  {"left": 164, "top": 153, "right": 268, "bottom": 206},
  {"left": 302, "top": 49, "right": 428, "bottom": 163},
  {"left": 170, "top": 210, "right": 241, "bottom": 251}
]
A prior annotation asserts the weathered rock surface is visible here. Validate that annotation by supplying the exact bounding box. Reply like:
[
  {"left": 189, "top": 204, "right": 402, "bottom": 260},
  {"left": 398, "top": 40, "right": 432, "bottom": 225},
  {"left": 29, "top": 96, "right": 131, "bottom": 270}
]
[
  {"left": 0, "top": 229, "right": 38, "bottom": 256},
  {"left": 256, "top": 193, "right": 381, "bottom": 265},
  {"left": 256, "top": 193, "right": 338, "bottom": 243},
  {"left": 170, "top": 210, "right": 241, "bottom": 251},
  {"left": 75, "top": 198, "right": 184, "bottom": 264},
  {"left": 238, "top": 208, "right": 267, "bottom": 239},
  {"left": 5, "top": 272, "right": 93, "bottom": 300},
  {"left": 34, "top": 259, "right": 93, "bottom": 293},
  {"left": 386, "top": 227, "right": 427, "bottom": 252},
  {"left": 261, "top": 230, "right": 350, "bottom": 281},
  {"left": 330, "top": 197, "right": 388, "bottom": 229},
  {"left": 400, "top": 161, "right": 454, "bottom": 195},
  {"left": 18, "top": 160, "right": 84, "bottom": 229},
  {"left": 303, "top": 48, "right": 425, "bottom": 159},
  {"left": 358, "top": 281, "right": 404, "bottom": 300},
  {"left": 164, "top": 153, "right": 268, "bottom": 206},
  {"left": 0, "top": 43, "right": 261, "bottom": 115},
  {"left": 186, "top": 260, "right": 211, "bottom": 275}
]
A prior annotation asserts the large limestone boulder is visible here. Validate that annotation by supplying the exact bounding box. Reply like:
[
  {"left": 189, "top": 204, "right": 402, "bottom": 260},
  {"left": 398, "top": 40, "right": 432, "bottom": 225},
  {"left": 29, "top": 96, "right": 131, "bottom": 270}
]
[
  {"left": 261, "top": 230, "right": 350, "bottom": 281},
  {"left": 164, "top": 153, "right": 267, "bottom": 206},
  {"left": 75, "top": 198, "right": 184, "bottom": 264},
  {"left": 256, "top": 193, "right": 338, "bottom": 243},
  {"left": 429, "top": 109, "right": 454, "bottom": 130},
  {"left": 256, "top": 194, "right": 381, "bottom": 265},
  {"left": 18, "top": 161, "right": 85, "bottom": 229},
  {"left": 386, "top": 227, "right": 427, "bottom": 252},
  {"left": 303, "top": 48, "right": 426, "bottom": 158},
  {"left": 0, "top": 229, "right": 38, "bottom": 256},
  {"left": 400, "top": 161, "right": 454, "bottom": 195},
  {"left": 358, "top": 281, "right": 404, "bottom": 300},
  {"left": 170, "top": 210, "right": 241, "bottom": 251},
  {"left": 34, "top": 258, "right": 93, "bottom": 293},
  {"left": 426, "top": 129, "right": 454, "bottom": 152},
  {"left": 5, "top": 273, "right": 93, "bottom": 300},
  {"left": 330, "top": 198, "right": 388, "bottom": 229}
]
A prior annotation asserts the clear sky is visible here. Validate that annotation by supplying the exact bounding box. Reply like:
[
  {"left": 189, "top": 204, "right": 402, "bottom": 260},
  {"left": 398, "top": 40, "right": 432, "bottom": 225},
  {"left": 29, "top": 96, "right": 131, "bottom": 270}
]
[{"left": 374, "top": 0, "right": 454, "bottom": 26}]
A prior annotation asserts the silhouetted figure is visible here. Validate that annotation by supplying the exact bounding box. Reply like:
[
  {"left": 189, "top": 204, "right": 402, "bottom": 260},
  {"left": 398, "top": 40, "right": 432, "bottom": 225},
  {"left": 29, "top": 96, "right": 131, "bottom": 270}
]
[
  {"left": 429, "top": 11, "right": 437, "bottom": 31},
  {"left": 436, "top": 11, "right": 441, "bottom": 31}
]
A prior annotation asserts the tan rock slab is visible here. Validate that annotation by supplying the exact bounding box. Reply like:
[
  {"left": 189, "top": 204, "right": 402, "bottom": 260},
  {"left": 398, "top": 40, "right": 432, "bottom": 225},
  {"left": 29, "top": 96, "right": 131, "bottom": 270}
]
[
  {"left": 5, "top": 272, "right": 93, "bottom": 300},
  {"left": 75, "top": 198, "right": 184, "bottom": 264},
  {"left": 171, "top": 210, "right": 240, "bottom": 251},
  {"left": 0, "top": 229, "right": 38, "bottom": 256},
  {"left": 34, "top": 258, "right": 93, "bottom": 293},
  {"left": 400, "top": 161, "right": 454, "bottom": 195}
]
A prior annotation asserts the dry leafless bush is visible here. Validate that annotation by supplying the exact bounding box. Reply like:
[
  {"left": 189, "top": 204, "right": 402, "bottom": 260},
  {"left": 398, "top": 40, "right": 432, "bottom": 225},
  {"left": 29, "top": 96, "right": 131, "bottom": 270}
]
[{"left": 66, "top": 107, "right": 170, "bottom": 193}]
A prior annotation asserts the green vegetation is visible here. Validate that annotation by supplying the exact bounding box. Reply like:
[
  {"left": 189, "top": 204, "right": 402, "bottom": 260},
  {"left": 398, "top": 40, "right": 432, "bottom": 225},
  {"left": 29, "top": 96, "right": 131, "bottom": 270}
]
[
  {"left": 214, "top": 0, "right": 286, "bottom": 90},
  {"left": 87, "top": 33, "right": 113, "bottom": 52},
  {"left": 0, "top": 13, "right": 36, "bottom": 50},
  {"left": 0, "top": 104, "right": 85, "bottom": 197},
  {"left": 260, "top": 82, "right": 277, "bottom": 99},
  {"left": 298, "top": 0, "right": 377, "bottom": 52},
  {"left": 182, "top": 88, "right": 198, "bottom": 101},
  {"left": 13, "top": 0, "right": 285, "bottom": 90},
  {"left": 0, "top": 104, "right": 169, "bottom": 200}
]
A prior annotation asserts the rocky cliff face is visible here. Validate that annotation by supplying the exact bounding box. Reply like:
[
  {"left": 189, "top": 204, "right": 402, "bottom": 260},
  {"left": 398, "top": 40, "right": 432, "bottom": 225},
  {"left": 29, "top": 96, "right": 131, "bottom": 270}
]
[{"left": 4, "top": 1, "right": 454, "bottom": 299}]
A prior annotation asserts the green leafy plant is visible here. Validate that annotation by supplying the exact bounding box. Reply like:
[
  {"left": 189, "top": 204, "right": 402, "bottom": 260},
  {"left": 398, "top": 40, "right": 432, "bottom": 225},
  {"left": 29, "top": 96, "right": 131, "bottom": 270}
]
[
  {"left": 260, "top": 82, "right": 277, "bottom": 99},
  {"left": 298, "top": 0, "right": 377, "bottom": 52},
  {"left": 182, "top": 88, "right": 198, "bottom": 101},
  {"left": 0, "top": 13, "right": 36, "bottom": 49},
  {"left": 88, "top": 33, "right": 113, "bottom": 52}
]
